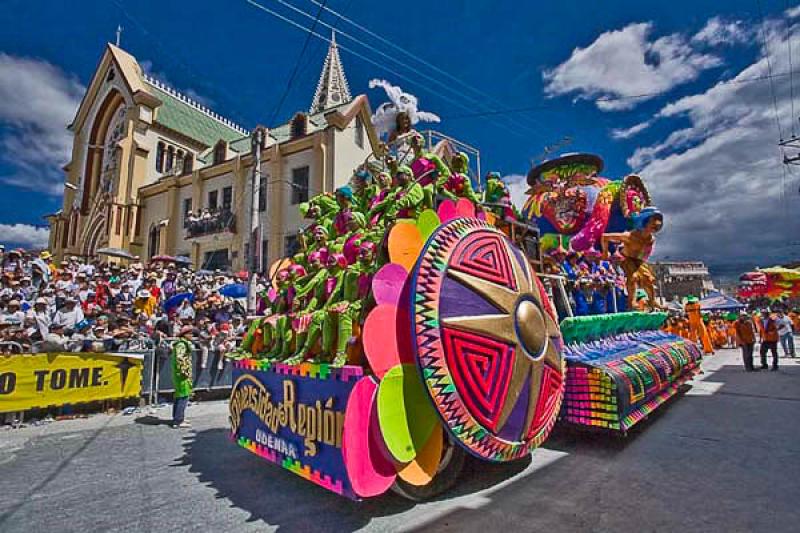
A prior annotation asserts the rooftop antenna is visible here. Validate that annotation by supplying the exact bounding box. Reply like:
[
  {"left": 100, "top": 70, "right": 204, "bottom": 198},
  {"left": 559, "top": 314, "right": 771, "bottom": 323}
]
[{"left": 115, "top": 25, "right": 123, "bottom": 47}]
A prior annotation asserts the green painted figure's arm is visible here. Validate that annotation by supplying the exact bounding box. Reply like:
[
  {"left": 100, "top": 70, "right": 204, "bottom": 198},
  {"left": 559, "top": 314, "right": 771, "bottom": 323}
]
[
  {"left": 388, "top": 183, "right": 424, "bottom": 217},
  {"left": 294, "top": 270, "right": 327, "bottom": 300},
  {"left": 331, "top": 271, "right": 348, "bottom": 305}
]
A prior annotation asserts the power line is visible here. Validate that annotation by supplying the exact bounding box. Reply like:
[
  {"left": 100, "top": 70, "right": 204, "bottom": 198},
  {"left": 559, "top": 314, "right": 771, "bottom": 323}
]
[
  {"left": 268, "top": 0, "right": 329, "bottom": 124},
  {"left": 757, "top": 0, "right": 784, "bottom": 141},
  {"left": 244, "top": 0, "right": 540, "bottom": 141},
  {"left": 302, "top": 0, "right": 549, "bottom": 137},
  {"left": 443, "top": 69, "right": 800, "bottom": 120},
  {"left": 267, "top": 0, "right": 546, "bottom": 140},
  {"left": 786, "top": 0, "right": 797, "bottom": 137}
]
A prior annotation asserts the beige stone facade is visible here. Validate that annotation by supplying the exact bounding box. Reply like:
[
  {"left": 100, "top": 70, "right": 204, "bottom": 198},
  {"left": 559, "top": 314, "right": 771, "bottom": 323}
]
[{"left": 48, "top": 40, "right": 377, "bottom": 272}]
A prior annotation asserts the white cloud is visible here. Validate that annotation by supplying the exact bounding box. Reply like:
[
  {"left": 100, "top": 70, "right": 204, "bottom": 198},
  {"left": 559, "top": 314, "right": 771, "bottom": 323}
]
[
  {"left": 0, "top": 224, "right": 50, "bottom": 249},
  {"left": 786, "top": 5, "right": 800, "bottom": 18},
  {"left": 692, "top": 17, "right": 749, "bottom": 46},
  {"left": 501, "top": 174, "right": 528, "bottom": 211},
  {"left": 632, "top": 17, "right": 800, "bottom": 270},
  {"left": 610, "top": 120, "right": 653, "bottom": 140},
  {"left": 0, "top": 53, "right": 84, "bottom": 195},
  {"left": 543, "top": 22, "right": 722, "bottom": 111}
]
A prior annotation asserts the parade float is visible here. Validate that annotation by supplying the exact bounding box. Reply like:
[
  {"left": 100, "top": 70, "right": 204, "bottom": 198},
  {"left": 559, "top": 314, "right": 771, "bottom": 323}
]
[
  {"left": 227, "top": 118, "right": 701, "bottom": 500},
  {"left": 738, "top": 266, "right": 800, "bottom": 301}
]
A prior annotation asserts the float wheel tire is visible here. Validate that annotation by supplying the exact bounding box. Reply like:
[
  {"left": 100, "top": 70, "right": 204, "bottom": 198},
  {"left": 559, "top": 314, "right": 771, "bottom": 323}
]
[{"left": 390, "top": 436, "right": 467, "bottom": 501}]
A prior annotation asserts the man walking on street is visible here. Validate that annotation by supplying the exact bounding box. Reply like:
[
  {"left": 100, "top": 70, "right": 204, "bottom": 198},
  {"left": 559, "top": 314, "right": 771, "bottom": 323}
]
[
  {"left": 760, "top": 311, "right": 780, "bottom": 371},
  {"left": 170, "top": 326, "right": 194, "bottom": 428},
  {"left": 734, "top": 312, "right": 758, "bottom": 372},
  {"left": 776, "top": 310, "right": 796, "bottom": 358}
]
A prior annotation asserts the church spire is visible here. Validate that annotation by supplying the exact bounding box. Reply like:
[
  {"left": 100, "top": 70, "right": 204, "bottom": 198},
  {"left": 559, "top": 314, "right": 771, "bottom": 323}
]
[{"left": 310, "top": 31, "right": 352, "bottom": 114}]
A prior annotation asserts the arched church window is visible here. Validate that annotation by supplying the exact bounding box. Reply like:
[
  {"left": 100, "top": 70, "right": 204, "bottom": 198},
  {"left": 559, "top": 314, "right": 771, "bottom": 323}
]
[
  {"left": 290, "top": 113, "right": 308, "bottom": 139},
  {"left": 166, "top": 146, "right": 175, "bottom": 171},
  {"left": 213, "top": 141, "right": 226, "bottom": 165},
  {"left": 183, "top": 153, "right": 193, "bottom": 175},
  {"left": 156, "top": 142, "right": 165, "bottom": 172}
]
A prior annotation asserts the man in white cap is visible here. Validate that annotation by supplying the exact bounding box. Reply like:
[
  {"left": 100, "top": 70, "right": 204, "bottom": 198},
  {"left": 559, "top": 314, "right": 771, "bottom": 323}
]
[
  {"left": 5, "top": 300, "right": 25, "bottom": 325},
  {"left": 53, "top": 296, "right": 84, "bottom": 330},
  {"left": 27, "top": 297, "right": 51, "bottom": 340}
]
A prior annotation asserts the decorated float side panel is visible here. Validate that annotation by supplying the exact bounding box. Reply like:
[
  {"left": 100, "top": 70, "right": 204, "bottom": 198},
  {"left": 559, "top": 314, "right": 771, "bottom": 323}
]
[
  {"left": 229, "top": 361, "right": 363, "bottom": 499},
  {"left": 561, "top": 322, "right": 702, "bottom": 431}
]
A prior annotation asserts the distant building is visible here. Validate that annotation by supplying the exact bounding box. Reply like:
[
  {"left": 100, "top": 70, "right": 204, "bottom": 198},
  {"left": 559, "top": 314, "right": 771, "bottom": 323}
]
[
  {"left": 653, "top": 261, "right": 715, "bottom": 301},
  {"left": 47, "top": 36, "right": 378, "bottom": 271}
]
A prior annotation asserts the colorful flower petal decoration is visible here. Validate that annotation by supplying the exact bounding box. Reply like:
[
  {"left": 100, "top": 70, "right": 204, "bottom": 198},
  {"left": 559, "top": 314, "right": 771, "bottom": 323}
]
[{"left": 344, "top": 212, "right": 565, "bottom": 496}]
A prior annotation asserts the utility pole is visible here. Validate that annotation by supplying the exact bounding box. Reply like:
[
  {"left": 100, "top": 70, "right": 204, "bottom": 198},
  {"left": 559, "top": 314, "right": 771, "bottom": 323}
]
[{"left": 247, "top": 126, "right": 266, "bottom": 314}]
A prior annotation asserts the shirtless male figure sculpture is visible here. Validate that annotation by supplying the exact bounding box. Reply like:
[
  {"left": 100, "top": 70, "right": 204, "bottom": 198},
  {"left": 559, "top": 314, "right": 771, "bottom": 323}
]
[{"left": 601, "top": 207, "right": 663, "bottom": 310}]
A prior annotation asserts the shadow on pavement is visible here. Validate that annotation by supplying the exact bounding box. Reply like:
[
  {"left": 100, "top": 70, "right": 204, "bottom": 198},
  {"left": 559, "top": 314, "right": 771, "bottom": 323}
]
[
  {"left": 181, "top": 428, "right": 541, "bottom": 531},
  {"left": 133, "top": 415, "right": 173, "bottom": 426},
  {"left": 181, "top": 428, "right": 412, "bottom": 531}
]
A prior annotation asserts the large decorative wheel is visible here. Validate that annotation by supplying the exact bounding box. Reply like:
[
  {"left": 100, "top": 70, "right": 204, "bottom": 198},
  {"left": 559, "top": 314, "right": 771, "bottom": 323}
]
[{"left": 410, "top": 218, "right": 565, "bottom": 461}]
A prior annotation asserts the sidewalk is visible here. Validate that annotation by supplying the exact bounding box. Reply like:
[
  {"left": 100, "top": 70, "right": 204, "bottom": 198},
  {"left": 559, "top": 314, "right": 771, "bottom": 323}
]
[{"left": 1, "top": 347, "right": 799, "bottom": 532}]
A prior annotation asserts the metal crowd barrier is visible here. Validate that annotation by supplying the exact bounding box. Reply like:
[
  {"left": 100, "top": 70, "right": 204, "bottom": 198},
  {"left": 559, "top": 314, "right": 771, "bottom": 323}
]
[{"left": 130, "top": 340, "right": 234, "bottom": 404}]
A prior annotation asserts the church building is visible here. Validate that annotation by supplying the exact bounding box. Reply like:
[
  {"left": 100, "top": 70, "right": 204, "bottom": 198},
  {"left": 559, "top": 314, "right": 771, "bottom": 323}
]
[{"left": 47, "top": 35, "right": 378, "bottom": 271}]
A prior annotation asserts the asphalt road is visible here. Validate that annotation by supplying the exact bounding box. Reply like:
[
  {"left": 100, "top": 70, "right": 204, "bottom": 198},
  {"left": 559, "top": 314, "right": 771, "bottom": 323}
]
[{"left": 1, "top": 346, "right": 799, "bottom": 533}]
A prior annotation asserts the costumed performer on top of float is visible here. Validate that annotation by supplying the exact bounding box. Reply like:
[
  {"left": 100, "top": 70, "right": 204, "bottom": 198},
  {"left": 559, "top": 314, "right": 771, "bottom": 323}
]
[{"left": 600, "top": 206, "right": 664, "bottom": 311}]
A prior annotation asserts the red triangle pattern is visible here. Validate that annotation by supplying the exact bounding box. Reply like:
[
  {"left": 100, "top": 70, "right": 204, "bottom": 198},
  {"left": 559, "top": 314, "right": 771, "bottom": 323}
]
[
  {"left": 442, "top": 327, "right": 515, "bottom": 432},
  {"left": 449, "top": 232, "right": 516, "bottom": 290},
  {"left": 526, "top": 363, "right": 564, "bottom": 439}
]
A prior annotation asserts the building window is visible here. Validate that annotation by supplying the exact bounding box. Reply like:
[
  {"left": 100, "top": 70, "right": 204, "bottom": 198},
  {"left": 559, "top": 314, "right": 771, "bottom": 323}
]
[
  {"left": 182, "top": 154, "right": 193, "bottom": 174},
  {"left": 166, "top": 146, "right": 175, "bottom": 171},
  {"left": 355, "top": 114, "right": 364, "bottom": 148},
  {"left": 61, "top": 217, "right": 70, "bottom": 248},
  {"left": 70, "top": 212, "right": 78, "bottom": 246},
  {"left": 222, "top": 186, "right": 232, "bottom": 210},
  {"left": 213, "top": 141, "right": 226, "bottom": 165},
  {"left": 285, "top": 234, "right": 299, "bottom": 256},
  {"left": 208, "top": 190, "right": 218, "bottom": 210},
  {"left": 291, "top": 166, "right": 309, "bottom": 204},
  {"left": 183, "top": 198, "right": 192, "bottom": 228},
  {"left": 203, "top": 249, "right": 230, "bottom": 271},
  {"left": 115, "top": 206, "right": 122, "bottom": 235},
  {"left": 290, "top": 113, "right": 308, "bottom": 139},
  {"left": 134, "top": 206, "right": 142, "bottom": 237},
  {"left": 258, "top": 175, "right": 267, "bottom": 212},
  {"left": 156, "top": 142, "right": 165, "bottom": 172},
  {"left": 262, "top": 239, "right": 269, "bottom": 271},
  {"left": 148, "top": 226, "right": 161, "bottom": 259}
]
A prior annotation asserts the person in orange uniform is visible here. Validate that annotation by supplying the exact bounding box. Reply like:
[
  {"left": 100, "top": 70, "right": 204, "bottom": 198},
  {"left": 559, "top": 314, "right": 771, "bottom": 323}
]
[{"left": 685, "top": 297, "right": 714, "bottom": 354}]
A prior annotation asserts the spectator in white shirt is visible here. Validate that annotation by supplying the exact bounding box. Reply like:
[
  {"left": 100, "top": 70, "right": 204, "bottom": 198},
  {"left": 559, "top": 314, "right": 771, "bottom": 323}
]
[
  {"left": 53, "top": 297, "right": 84, "bottom": 330},
  {"left": 776, "top": 311, "right": 796, "bottom": 358}
]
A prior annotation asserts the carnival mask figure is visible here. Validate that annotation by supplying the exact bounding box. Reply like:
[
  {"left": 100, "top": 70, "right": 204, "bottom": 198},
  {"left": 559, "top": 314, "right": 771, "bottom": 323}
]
[{"left": 523, "top": 153, "right": 653, "bottom": 253}]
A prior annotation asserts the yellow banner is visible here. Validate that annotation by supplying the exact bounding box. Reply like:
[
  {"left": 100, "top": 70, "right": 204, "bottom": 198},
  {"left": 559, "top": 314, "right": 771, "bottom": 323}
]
[{"left": 0, "top": 352, "right": 143, "bottom": 413}]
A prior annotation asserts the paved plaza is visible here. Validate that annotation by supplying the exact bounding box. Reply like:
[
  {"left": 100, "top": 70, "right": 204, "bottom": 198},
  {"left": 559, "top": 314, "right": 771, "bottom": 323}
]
[{"left": 1, "top": 346, "right": 798, "bottom": 532}]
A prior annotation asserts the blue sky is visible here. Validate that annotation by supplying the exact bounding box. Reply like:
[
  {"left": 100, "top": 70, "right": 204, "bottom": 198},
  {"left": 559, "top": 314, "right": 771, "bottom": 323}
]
[{"left": 1, "top": 0, "right": 799, "bottom": 279}]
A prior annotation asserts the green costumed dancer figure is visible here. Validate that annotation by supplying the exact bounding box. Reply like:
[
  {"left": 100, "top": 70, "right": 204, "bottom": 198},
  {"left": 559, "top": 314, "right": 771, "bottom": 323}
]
[
  {"left": 171, "top": 326, "right": 194, "bottom": 428},
  {"left": 283, "top": 249, "right": 330, "bottom": 364},
  {"left": 442, "top": 152, "right": 482, "bottom": 204}
]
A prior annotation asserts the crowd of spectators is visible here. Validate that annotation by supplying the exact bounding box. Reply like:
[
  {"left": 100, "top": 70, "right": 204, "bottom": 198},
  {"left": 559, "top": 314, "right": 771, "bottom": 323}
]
[
  {"left": 541, "top": 247, "right": 629, "bottom": 317},
  {"left": 184, "top": 208, "right": 236, "bottom": 237},
  {"left": 0, "top": 246, "right": 249, "bottom": 357}
]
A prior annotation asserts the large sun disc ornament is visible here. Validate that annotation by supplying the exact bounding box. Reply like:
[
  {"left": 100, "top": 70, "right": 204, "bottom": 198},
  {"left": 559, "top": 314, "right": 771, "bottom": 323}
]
[{"left": 410, "top": 218, "right": 565, "bottom": 461}]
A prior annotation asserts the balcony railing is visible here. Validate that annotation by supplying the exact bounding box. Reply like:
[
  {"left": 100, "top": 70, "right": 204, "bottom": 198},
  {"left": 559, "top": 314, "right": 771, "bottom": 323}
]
[{"left": 186, "top": 209, "right": 236, "bottom": 238}]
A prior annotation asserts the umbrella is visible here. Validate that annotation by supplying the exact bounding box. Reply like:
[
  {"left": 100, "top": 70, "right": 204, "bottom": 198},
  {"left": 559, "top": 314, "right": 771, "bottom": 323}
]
[
  {"left": 174, "top": 256, "right": 192, "bottom": 265},
  {"left": 163, "top": 292, "right": 194, "bottom": 311},
  {"left": 96, "top": 247, "right": 137, "bottom": 260},
  {"left": 759, "top": 266, "right": 800, "bottom": 280},
  {"left": 151, "top": 254, "right": 177, "bottom": 263},
  {"left": 219, "top": 283, "right": 247, "bottom": 299}
]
